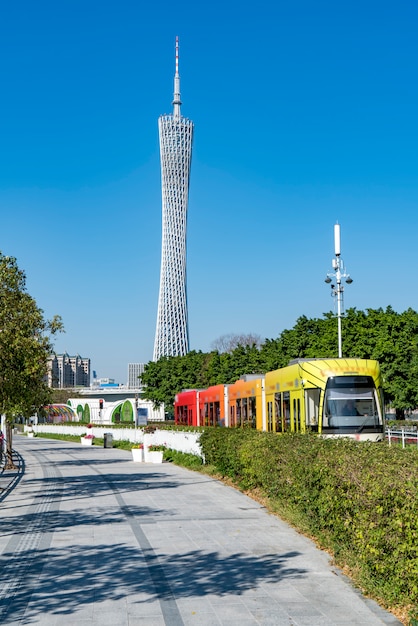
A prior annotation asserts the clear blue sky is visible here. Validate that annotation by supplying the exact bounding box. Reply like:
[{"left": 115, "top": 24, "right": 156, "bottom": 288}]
[{"left": 1, "top": 0, "right": 418, "bottom": 384}]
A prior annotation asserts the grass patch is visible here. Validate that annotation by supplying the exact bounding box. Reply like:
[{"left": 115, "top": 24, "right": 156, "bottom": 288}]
[
  {"left": 163, "top": 448, "right": 203, "bottom": 469},
  {"left": 33, "top": 432, "right": 81, "bottom": 443}
]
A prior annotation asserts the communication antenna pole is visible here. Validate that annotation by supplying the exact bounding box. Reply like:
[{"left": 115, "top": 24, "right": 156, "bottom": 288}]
[
  {"left": 173, "top": 36, "right": 182, "bottom": 120},
  {"left": 324, "top": 223, "right": 353, "bottom": 358}
]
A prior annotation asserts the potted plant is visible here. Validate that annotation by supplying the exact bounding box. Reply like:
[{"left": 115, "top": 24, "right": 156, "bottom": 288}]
[
  {"left": 146, "top": 443, "right": 166, "bottom": 464},
  {"left": 80, "top": 427, "right": 94, "bottom": 446},
  {"left": 131, "top": 443, "right": 144, "bottom": 462}
]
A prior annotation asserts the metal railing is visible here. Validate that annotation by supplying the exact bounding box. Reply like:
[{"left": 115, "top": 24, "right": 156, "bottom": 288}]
[{"left": 386, "top": 428, "right": 418, "bottom": 448}]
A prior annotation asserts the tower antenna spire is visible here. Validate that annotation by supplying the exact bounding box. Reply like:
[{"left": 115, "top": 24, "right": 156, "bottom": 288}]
[{"left": 173, "top": 36, "right": 182, "bottom": 119}]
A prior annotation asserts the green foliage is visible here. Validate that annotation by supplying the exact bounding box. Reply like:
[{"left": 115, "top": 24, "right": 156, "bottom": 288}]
[
  {"left": 200, "top": 428, "right": 260, "bottom": 480},
  {"left": 51, "top": 389, "right": 82, "bottom": 404},
  {"left": 140, "top": 351, "right": 209, "bottom": 413},
  {"left": 199, "top": 429, "right": 418, "bottom": 616},
  {"left": 0, "top": 253, "right": 63, "bottom": 420},
  {"left": 35, "top": 432, "right": 81, "bottom": 443},
  {"left": 0, "top": 252, "right": 63, "bottom": 468},
  {"left": 163, "top": 448, "right": 203, "bottom": 469}
]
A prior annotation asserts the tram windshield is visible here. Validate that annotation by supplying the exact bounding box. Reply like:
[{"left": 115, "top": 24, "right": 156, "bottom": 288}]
[{"left": 323, "top": 375, "right": 382, "bottom": 431}]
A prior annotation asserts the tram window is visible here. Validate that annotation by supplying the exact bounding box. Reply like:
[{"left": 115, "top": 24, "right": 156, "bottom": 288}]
[
  {"left": 305, "top": 388, "right": 320, "bottom": 430},
  {"left": 324, "top": 384, "right": 381, "bottom": 429},
  {"left": 327, "top": 376, "right": 374, "bottom": 388},
  {"left": 242, "top": 398, "right": 248, "bottom": 426},
  {"left": 250, "top": 396, "right": 256, "bottom": 428},
  {"left": 283, "top": 392, "right": 291, "bottom": 431},
  {"left": 267, "top": 401, "right": 273, "bottom": 432},
  {"left": 217, "top": 402, "right": 221, "bottom": 424},
  {"left": 294, "top": 398, "right": 301, "bottom": 432}
]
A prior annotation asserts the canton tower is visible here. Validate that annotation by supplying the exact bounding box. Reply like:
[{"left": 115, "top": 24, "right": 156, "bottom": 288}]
[{"left": 153, "top": 37, "right": 194, "bottom": 361}]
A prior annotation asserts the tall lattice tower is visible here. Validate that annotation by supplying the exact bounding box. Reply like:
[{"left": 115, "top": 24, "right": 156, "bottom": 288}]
[{"left": 153, "top": 37, "right": 194, "bottom": 361}]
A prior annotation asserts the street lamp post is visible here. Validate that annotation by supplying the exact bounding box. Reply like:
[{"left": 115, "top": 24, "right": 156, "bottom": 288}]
[{"left": 324, "top": 224, "right": 353, "bottom": 358}]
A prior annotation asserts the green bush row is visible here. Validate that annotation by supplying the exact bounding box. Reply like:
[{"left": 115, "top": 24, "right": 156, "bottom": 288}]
[{"left": 199, "top": 429, "right": 418, "bottom": 620}]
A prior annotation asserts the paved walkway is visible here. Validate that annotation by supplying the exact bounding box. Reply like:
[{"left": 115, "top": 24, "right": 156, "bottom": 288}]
[{"left": 0, "top": 436, "right": 402, "bottom": 626}]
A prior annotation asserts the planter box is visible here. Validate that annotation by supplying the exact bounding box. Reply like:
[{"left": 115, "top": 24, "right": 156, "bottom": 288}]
[
  {"left": 27, "top": 432, "right": 35, "bottom": 438},
  {"left": 131, "top": 448, "right": 144, "bottom": 462},
  {"left": 81, "top": 437, "right": 93, "bottom": 446},
  {"left": 147, "top": 451, "right": 163, "bottom": 464}
]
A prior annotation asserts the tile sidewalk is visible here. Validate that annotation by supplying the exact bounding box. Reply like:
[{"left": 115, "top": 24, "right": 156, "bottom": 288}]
[{"left": 0, "top": 436, "right": 402, "bottom": 625}]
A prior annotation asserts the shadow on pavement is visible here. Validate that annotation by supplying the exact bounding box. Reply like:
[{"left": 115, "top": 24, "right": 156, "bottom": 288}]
[
  {"left": 0, "top": 543, "right": 305, "bottom": 623},
  {"left": 8, "top": 470, "right": 182, "bottom": 506}
]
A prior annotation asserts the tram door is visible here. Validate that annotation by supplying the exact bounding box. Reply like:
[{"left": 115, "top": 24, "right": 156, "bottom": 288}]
[
  {"left": 274, "top": 393, "right": 283, "bottom": 432},
  {"left": 304, "top": 388, "right": 320, "bottom": 431},
  {"left": 229, "top": 404, "right": 236, "bottom": 427},
  {"left": 293, "top": 397, "right": 301, "bottom": 432},
  {"left": 273, "top": 392, "right": 291, "bottom": 432},
  {"left": 283, "top": 392, "right": 291, "bottom": 431}
]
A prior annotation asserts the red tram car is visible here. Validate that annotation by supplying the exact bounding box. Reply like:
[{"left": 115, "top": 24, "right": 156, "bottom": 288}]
[{"left": 174, "top": 390, "right": 199, "bottom": 426}]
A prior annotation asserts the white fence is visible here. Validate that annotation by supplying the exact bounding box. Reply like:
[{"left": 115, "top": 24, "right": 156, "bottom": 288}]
[
  {"left": 31, "top": 424, "right": 203, "bottom": 457},
  {"left": 386, "top": 428, "right": 418, "bottom": 448}
]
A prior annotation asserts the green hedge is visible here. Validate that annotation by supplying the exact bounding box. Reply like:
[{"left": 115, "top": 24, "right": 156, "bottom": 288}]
[{"left": 199, "top": 429, "right": 418, "bottom": 620}]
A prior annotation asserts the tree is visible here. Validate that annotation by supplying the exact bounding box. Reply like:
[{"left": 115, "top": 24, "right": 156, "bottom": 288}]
[
  {"left": 0, "top": 253, "right": 63, "bottom": 469},
  {"left": 51, "top": 388, "right": 82, "bottom": 404},
  {"left": 210, "top": 333, "right": 263, "bottom": 353},
  {"left": 140, "top": 351, "right": 209, "bottom": 416}
]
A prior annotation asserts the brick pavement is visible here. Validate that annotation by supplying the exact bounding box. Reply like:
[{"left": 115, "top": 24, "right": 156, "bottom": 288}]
[{"left": 0, "top": 436, "right": 402, "bottom": 626}]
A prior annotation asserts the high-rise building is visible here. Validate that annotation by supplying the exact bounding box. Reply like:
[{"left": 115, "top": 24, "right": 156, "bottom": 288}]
[
  {"left": 48, "top": 353, "right": 91, "bottom": 388},
  {"left": 127, "top": 363, "right": 145, "bottom": 389},
  {"left": 153, "top": 37, "right": 194, "bottom": 361}
]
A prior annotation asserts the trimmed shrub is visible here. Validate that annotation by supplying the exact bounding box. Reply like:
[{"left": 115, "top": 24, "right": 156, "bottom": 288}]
[{"left": 199, "top": 429, "right": 418, "bottom": 616}]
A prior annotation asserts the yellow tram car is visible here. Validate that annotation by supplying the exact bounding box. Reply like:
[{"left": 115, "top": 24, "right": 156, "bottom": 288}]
[{"left": 264, "top": 358, "right": 384, "bottom": 441}]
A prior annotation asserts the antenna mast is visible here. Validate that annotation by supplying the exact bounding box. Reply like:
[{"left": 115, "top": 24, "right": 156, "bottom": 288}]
[
  {"left": 324, "top": 223, "right": 353, "bottom": 358},
  {"left": 172, "top": 36, "right": 182, "bottom": 119}
]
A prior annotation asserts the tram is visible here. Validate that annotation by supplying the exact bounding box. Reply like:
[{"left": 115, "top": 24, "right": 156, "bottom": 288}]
[{"left": 174, "top": 358, "right": 385, "bottom": 442}]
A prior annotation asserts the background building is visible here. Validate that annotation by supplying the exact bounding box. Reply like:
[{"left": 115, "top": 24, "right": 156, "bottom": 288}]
[
  {"left": 48, "top": 353, "right": 91, "bottom": 388},
  {"left": 153, "top": 37, "right": 194, "bottom": 361},
  {"left": 128, "top": 363, "right": 145, "bottom": 389}
]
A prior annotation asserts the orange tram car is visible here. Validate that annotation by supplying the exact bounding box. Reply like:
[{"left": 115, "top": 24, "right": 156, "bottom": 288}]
[{"left": 174, "top": 358, "right": 385, "bottom": 442}]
